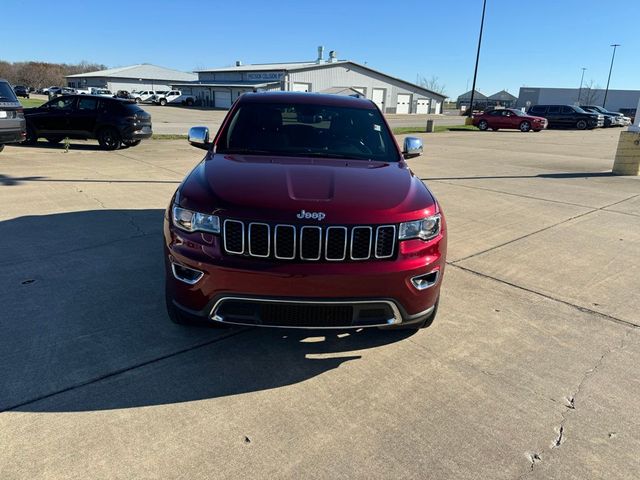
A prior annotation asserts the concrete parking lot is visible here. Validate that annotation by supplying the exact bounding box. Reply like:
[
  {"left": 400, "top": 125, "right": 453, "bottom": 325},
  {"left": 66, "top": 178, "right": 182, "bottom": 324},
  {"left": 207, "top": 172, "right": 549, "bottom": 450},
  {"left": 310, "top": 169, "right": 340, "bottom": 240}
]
[{"left": 1, "top": 128, "right": 639, "bottom": 479}]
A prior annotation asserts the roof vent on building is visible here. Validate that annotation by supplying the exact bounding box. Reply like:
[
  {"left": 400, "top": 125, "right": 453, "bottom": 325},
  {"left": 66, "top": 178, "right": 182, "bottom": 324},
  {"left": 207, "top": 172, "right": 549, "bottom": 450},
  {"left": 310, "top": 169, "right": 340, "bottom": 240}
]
[
  {"left": 235, "top": 60, "right": 242, "bottom": 66},
  {"left": 328, "top": 50, "right": 338, "bottom": 63},
  {"left": 316, "top": 46, "right": 324, "bottom": 64}
]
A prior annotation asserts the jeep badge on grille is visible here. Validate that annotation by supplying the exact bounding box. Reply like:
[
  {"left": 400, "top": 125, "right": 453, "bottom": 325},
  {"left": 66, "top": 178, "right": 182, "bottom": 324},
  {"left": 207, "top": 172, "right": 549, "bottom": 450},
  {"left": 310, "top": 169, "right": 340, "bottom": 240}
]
[{"left": 296, "top": 209, "right": 326, "bottom": 221}]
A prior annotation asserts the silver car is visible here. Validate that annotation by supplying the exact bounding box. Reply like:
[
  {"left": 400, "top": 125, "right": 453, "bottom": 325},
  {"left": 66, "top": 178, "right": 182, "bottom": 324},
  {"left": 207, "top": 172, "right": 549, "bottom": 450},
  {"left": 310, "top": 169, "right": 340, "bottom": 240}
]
[{"left": 0, "top": 79, "right": 25, "bottom": 152}]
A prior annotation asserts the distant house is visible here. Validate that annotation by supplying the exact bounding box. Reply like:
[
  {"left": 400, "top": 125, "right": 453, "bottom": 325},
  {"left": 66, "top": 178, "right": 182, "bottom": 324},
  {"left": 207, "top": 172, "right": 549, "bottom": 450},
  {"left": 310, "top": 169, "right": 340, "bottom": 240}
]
[
  {"left": 456, "top": 90, "right": 488, "bottom": 110},
  {"left": 488, "top": 90, "right": 518, "bottom": 108},
  {"left": 66, "top": 64, "right": 197, "bottom": 93}
]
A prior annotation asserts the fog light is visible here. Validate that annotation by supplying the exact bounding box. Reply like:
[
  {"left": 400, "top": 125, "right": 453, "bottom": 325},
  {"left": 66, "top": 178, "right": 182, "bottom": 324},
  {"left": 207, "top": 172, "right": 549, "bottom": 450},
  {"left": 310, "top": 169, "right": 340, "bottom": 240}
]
[
  {"left": 171, "top": 263, "right": 204, "bottom": 285},
  {"left": 411, "top": 271, "right": 439, "bottom": 291}
]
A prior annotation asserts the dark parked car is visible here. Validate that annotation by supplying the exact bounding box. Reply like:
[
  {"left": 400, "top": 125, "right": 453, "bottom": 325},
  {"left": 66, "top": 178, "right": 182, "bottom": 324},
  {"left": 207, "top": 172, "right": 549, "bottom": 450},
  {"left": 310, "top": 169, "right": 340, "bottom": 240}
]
[
  {"left": 48, "top": 87, "right": 76, "bottom": 98},
  {"left": 527, "top": 104, "right": 604, "bottom": 130},
  {"left": 165, "top": 92, "right": 446, "bottom": 330},
  {"left": 13, "top": 85, "right": 30, "bottom": 98},
  {"left": 0, "top": 79, "right": 26, "bottom": 152},
  {"left": 115, "top": 90, "right": 132, "bottom": 99},
  {"left": 23, "top": 95, "right": 152, "bottom": 150},
  {"left": 472, "top": 108, "right": 547, "bottom": 132}
]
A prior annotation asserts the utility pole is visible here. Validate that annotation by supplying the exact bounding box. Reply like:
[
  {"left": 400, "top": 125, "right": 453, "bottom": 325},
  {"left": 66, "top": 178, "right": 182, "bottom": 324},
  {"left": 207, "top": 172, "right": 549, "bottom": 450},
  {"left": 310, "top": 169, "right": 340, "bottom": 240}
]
[
  {"left": 603, "top": 44, "right": 620, "bottom": 108},
  {"left": 467, "top": 0, "right": 487, "bottom": 115},
  {"left": 577, "top": 67, "right": 586, "bottom": 104}
]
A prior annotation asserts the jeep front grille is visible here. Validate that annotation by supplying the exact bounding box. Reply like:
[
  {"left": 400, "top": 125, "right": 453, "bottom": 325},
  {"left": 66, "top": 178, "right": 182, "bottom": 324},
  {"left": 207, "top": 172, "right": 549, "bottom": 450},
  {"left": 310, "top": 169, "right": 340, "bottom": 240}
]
[{"left": 222, "top": 220, "right": 396, "bottom": 262}]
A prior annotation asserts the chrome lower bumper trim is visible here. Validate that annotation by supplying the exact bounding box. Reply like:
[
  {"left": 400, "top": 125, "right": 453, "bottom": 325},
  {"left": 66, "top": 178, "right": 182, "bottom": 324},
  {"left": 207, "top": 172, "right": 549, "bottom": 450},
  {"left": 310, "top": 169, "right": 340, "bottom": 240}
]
[{"left": 209, "top": 296, "right": 432, "bottom": 329}]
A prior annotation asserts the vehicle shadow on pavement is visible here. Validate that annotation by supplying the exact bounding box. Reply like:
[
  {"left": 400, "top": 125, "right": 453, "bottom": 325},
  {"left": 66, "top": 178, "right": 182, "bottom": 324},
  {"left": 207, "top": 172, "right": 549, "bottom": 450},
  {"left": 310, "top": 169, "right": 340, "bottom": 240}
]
[
  {"left": 0, "top": 209, "right": 415, "bottom": 413},
  {"left": 16, "top": 141, "right": 109, "bottom": 151}
]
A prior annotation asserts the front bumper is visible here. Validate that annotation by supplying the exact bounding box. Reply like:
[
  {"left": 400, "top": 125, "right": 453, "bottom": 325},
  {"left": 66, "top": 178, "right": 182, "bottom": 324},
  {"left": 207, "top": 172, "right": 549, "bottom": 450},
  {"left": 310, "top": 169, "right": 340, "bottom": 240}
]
[{"left": 164, "top": 215, "right": 446, "bottom": 328}]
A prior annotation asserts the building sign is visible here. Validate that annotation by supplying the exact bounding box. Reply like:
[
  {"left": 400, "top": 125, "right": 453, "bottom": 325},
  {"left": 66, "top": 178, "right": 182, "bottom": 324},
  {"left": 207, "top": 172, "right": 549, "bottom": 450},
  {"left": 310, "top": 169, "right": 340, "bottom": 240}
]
[{"left": 246, "top": 72, "right": 283, "bottom": 81}]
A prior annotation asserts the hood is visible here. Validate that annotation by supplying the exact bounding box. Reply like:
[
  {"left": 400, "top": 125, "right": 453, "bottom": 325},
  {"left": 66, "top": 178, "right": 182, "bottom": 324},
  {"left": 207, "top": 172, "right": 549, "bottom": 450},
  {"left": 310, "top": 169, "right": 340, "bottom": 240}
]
[{"left": 177, "top": 153, "right": 437, "bottom": 224}]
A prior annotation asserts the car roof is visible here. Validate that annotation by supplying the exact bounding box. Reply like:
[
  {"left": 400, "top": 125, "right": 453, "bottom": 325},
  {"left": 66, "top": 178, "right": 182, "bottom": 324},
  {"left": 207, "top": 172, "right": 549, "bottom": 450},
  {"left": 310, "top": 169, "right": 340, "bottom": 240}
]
[
  {"left": 239, "top": 91, "right": 377, "bottom": 109},
  {"left": 48, "top": 94, "right": 132, "bottom": 103}
]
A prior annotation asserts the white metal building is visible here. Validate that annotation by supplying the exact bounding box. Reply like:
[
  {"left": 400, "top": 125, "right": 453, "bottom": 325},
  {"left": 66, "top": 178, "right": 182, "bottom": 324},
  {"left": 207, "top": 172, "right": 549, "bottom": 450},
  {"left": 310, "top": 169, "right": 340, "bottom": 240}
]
[
  {"left": 174, "top": 48, "right": 445, "bottom": 113},
  {"left": 516, "top": 87, "right": 640, "bottom": 113},
  {"left": 66, "top": 64, "right": 197, "bottom": 92}
]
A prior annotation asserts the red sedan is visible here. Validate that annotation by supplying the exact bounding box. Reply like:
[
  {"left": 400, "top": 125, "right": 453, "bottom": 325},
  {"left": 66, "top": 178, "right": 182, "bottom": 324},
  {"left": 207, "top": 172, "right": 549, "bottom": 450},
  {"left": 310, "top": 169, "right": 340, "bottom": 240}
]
[{"left": 473, "top": 108, "right": 547, "bottom": 132}]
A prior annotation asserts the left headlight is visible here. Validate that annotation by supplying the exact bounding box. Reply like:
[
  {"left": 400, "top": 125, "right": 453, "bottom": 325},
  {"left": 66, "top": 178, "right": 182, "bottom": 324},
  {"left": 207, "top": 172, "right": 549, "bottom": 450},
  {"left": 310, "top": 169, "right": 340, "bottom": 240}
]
[
  {"left": 399, "top": 214, "right": 441, "bottom": 241},
  {"left": 172, "top": 205, "right": 220, "bottom": 234}
]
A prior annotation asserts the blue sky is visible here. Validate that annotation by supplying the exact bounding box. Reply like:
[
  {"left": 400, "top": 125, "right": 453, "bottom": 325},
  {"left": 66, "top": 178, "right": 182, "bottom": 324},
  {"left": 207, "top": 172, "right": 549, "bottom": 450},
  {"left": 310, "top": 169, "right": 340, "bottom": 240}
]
[{"left": 3, "top": 0, "right": 638, "bottom": 98}]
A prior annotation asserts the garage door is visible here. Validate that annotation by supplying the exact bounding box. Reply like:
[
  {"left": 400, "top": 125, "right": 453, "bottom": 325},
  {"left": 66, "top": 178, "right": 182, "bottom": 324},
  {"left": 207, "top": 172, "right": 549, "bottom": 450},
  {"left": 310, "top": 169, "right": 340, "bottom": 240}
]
[
  {"left": 214, "top": 91, "right": 232, "bottom": 109},
  {"left": 292, "top": 83, "right": 310, "bottom": 92},
  {"left": 372, "top": 88, "right": 385, "bottom": 111},
  {"left": 416, "top": 98, "right": 430, "bottom": 114},
  {"left": 396, "top": 94, "right": 411, "bottom": 114}
]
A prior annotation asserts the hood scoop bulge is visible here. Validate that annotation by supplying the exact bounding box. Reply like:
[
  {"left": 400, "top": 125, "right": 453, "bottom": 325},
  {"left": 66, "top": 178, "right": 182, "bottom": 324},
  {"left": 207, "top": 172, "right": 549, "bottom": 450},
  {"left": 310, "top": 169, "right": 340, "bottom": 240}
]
[{"left": 286, "top": 167, "right": 335, "bottom": 201}]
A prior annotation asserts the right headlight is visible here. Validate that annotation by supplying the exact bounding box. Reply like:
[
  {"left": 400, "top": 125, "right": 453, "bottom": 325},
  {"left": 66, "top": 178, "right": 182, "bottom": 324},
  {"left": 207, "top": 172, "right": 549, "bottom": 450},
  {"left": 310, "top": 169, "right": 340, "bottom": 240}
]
[
  {"left": 172, "top": 205, "right": 220, "bottom": 234},
  {"left": 398, "top": 214, "right": 441, "bottom": 241}
]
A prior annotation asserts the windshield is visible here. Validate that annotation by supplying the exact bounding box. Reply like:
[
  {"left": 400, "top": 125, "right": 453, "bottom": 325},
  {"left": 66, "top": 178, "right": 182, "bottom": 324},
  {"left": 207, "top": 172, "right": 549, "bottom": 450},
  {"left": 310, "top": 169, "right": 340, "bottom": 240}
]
[
  {"left": 217, "top": 102, "right": 400, "bottom": 162},
  {"left": 510, "top": 109, "right": 526, "bottom": 116},
  {"left": 573, "top": 106, "right": 588, "bottom": 114}
]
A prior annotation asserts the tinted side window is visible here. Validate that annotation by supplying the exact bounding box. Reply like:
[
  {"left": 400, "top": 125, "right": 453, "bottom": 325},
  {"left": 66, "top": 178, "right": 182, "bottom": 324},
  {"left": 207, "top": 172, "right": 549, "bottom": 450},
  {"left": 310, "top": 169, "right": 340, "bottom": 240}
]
[
  {"left": 48, "top": 97, "right": 75, "bottom": 110},
  {"left": 561, "top": 106, "right": 574, "bottom": 114},
  {"left": 78, "top": 98, "right": 98, "bottom": 111},
  {"left": 99, "top": 100, "right": 122, "bottom": 114},
  {"left": 548, "top": 106, "right": 561, "bottom": 114}
]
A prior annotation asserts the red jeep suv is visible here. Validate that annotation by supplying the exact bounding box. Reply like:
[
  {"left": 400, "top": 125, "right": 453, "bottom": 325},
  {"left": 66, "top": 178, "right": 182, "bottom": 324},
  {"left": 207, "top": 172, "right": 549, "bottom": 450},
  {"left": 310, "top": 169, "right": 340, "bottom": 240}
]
[{"left": 164, "top": 92, "right": 446, "bottom": 329}]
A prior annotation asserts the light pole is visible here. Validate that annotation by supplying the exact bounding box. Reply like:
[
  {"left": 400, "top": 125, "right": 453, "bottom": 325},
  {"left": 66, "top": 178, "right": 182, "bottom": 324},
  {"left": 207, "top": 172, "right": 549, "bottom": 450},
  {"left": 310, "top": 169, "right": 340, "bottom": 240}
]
[
  {"left": 467, "top": 0, "right": 487, "bottom": 116},
  {"left": 603, "top": 43, "right": 620, "bottom": 108},
  {"left": 577, "top": 67, "right": 586, "bottom": 104}
]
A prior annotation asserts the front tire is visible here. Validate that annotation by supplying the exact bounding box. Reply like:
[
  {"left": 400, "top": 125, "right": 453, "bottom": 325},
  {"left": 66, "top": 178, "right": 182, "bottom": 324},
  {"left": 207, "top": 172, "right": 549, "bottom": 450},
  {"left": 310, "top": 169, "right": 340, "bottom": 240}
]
[
  {"left": 576, "top": 119, "right": 588, "bottom": 130},
  {"left": 519, "top": 121, "right": 531, "bottom": 132},
  {"left": 0, "top": 144, "right": 4, "bottom": 152},
  {"left": 478, "top": 120, "right": 489, "bottom": 131},
  {"left": 135, "top": 97, "right": 141, "bottom": 103},
  {"left": 186, "top": 98, "right": 194, "bottom": 106},
  {"left": 97, "top": 127, "right": 121, "bottom": 150},
  {"left": 159, "top": 98, "right": 167, "bottom": 106}
]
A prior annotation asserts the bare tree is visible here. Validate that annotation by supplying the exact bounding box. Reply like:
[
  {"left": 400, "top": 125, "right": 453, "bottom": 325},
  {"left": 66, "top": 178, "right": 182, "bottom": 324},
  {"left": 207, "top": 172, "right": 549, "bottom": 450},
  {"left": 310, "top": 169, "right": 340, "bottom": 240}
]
[
  {"left": 578, "top": 79, "right": 602, "bottom": 105},
  {"left": 0, "top": 60, "right": 106, "bottom": 88},
  {"left": 417, "top": 75, "right": 446, "bottom": 96}
]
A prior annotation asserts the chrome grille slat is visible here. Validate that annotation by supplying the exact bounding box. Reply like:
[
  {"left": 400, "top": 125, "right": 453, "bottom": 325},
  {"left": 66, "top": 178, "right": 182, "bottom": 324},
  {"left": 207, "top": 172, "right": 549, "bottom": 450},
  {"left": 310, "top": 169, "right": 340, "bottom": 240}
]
[
  {"left": 350, "top": 226, "right": 373, "bottom": 260},
  {"left": 223, "top": 219, "right": 245, "bottom": 254},
  {"left": 222, "top": 221, "right": 395, "bottom": 262},
  {"left": 248, "top": 222, "right": 270, "bottom": 258},
  {"left": 325, "top": 226, "right": 348, "bottom": 261},
  {"left": 300, "top": 226, "right": 322, "bottom": 261},
  {"left": 274, "top": 224, "right": 296, "bottom": 260}
]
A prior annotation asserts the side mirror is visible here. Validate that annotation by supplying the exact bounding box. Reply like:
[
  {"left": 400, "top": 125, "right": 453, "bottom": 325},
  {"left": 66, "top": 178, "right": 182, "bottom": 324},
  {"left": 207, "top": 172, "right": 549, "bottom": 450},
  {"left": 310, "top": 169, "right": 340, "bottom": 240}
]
[
  {"left": 402, "top": 137, "right": 423, "bottom": 159},
  {"left": 188, "top": 126, "right": 211, "bottom": 150}
]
